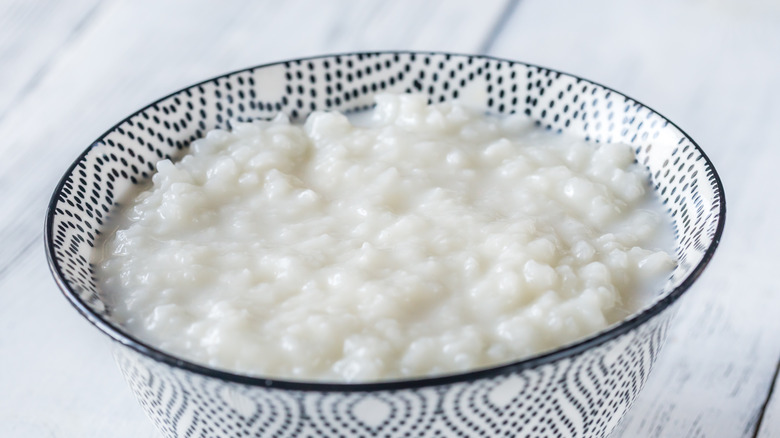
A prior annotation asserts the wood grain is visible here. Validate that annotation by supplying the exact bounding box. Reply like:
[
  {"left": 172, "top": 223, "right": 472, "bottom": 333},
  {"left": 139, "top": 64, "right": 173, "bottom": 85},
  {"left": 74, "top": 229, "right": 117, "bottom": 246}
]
[
  {"left": 0, "top": 0, "right": 102, "bottom": 120},
  {"left": 758, "top": 368, "right": 780, "bottom": 438},
  {"left": 758, "top": 362, "right": 780, "bottom": 438}
]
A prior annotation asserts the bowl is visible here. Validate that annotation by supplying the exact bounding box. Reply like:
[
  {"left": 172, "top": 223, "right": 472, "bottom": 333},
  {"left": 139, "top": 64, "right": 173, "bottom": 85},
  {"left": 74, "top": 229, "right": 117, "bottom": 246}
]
[{"left": 45, "top": 52, "right": 725, "bottom": 438}]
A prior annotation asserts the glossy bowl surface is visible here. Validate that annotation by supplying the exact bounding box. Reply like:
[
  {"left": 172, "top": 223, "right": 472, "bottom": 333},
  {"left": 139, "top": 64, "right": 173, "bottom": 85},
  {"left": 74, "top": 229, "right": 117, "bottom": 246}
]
[{"left": 46, "top": 52, "right": 724, "bottom": 438}]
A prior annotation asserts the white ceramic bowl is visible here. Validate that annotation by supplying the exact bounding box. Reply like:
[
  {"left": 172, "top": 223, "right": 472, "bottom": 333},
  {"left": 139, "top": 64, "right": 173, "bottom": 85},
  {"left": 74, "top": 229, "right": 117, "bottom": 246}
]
[{"left": 46, "top": 52, "right": 725, "bottom": 438}]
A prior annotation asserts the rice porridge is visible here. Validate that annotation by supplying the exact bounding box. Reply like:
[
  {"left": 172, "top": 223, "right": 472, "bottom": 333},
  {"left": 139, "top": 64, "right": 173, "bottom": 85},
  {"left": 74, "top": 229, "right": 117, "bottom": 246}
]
[{"left": 96, "top": 94, "right": 676, "bottom": 382}]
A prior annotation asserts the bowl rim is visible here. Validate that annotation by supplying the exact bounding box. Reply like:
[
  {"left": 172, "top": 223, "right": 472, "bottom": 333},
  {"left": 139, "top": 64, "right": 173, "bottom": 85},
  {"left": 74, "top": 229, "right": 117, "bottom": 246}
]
[{"left": 44, "top": 50, "right": 726, "bottom": 392}]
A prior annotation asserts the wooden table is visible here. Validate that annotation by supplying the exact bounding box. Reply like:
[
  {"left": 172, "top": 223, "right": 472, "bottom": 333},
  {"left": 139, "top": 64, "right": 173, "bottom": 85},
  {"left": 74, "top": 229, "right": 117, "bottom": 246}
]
[{"left": 1, "top": 0, "right": 778, "bottom": 436}]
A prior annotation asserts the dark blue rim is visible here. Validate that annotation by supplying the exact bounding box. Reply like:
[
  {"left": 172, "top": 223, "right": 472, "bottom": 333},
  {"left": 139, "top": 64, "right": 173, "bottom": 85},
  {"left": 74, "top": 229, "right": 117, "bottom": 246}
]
[{"left": 44, "top": 51, "right": 726, "bottom": 392}]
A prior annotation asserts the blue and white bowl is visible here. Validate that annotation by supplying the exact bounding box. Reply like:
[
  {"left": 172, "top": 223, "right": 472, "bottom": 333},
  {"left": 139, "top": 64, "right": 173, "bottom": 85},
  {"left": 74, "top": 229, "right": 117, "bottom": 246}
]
[{"left": 45, "top": 52, "right": 725, "bottom": 438}]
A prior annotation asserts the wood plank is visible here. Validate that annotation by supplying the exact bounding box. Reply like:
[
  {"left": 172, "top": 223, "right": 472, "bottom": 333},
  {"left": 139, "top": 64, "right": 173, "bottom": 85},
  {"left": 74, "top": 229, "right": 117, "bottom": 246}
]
[
  {"left": 0, "top": 0, "right": 102, "bottom": 119},
  {"left": 0, "top": 246, "right": 159, "bottom": 438},
  {"left": 0, "top": 1, "right": 508, "bottom": 436},
  {"left": 758, "top": 364, "right": 780, "bottom": 438},
  {"left": 488, "top": 0, "right": 780, "bottom": 436}
]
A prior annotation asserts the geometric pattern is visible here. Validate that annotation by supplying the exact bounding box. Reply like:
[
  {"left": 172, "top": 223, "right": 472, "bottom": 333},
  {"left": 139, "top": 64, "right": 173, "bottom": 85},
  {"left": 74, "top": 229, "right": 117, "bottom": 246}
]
[{"left": 46, "top": 52, "right": 725, "bottom": 437}]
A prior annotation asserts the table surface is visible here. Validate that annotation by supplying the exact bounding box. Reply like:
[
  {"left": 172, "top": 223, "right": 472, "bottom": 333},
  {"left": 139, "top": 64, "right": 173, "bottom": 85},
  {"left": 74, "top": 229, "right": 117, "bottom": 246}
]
[{"left": 1, "top": 0, "right": 778, "bottom": 437}]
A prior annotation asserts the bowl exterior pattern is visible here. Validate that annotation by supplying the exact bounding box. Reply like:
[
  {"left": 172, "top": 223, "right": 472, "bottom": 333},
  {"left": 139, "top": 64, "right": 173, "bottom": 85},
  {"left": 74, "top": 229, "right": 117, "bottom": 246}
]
[
  {"left": 115, "top": 309, "right": 672, "bottom": 438},
  {"left": 47, "top": 53, "right": 723, "bottom": 438}
]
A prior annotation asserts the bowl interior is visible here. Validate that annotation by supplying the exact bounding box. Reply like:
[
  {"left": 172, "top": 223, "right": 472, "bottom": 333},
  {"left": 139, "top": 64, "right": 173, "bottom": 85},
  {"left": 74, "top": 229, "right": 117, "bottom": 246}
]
[{"left": 46, "top": 52, "right": 724, "bottom": 383}]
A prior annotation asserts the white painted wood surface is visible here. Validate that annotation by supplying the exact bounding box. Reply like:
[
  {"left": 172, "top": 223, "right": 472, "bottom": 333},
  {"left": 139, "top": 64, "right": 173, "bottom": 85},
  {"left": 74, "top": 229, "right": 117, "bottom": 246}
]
[
  {"left": 761, "top": 381, "right": 780, "bottom": 438},
  {"left": 0, "top": 0, "right": 777, "bottom": 437}
]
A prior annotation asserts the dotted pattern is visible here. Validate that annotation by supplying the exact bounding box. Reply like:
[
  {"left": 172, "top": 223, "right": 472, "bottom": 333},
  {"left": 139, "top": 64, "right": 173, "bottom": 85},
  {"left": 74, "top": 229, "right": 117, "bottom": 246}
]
[
  {"left": 114, "top": 310, "right": 671, "bottom": 438},
  {"left": 302, "top": 389, "right": 439, "bottom": 437},
  {"left": 48, "top": 52, "right": 723, "bottom": 438}
]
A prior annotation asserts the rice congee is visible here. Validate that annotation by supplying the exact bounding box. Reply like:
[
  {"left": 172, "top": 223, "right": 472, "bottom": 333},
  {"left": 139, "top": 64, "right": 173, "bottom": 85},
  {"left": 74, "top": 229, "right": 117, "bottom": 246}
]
[{"left": 96, "top": 94, "right": 676, "bottom": 382}]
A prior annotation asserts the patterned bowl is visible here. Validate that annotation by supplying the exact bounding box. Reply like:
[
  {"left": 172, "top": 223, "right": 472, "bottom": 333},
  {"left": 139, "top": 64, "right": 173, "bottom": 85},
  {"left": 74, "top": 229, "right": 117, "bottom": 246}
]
[{"left": 45, "top": 52, "right": 724, "bottom": 438}]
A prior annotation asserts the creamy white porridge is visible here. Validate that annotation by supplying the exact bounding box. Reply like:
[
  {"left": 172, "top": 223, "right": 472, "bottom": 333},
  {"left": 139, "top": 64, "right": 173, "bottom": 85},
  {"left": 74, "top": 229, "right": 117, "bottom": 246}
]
[{"left": 97, "top": 94, "right": 676, "bottom": 382}]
